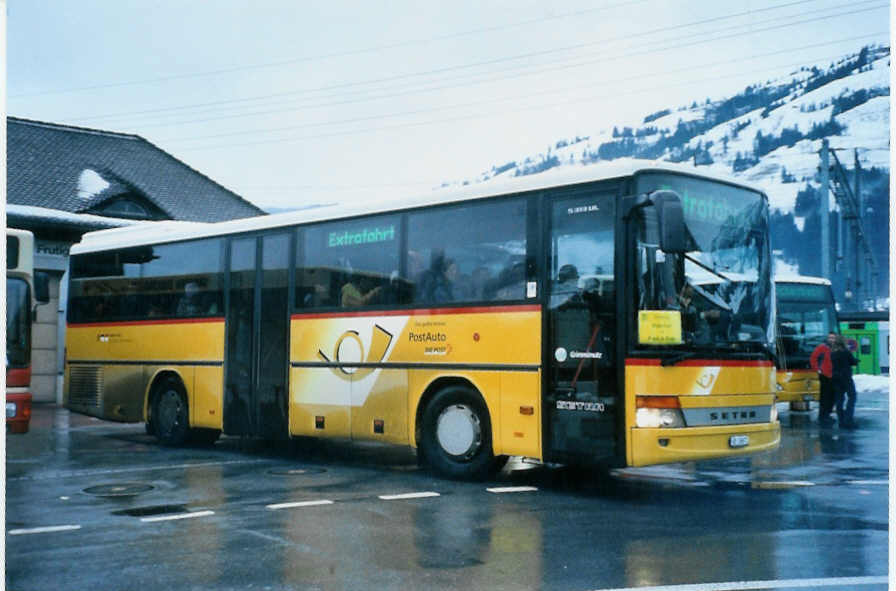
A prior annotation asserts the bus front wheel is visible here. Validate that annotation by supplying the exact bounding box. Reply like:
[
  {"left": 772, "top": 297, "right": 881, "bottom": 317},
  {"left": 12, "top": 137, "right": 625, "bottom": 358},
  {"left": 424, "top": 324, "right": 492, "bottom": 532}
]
[
  {"left": 420, "top": 386, "right": 495, "bottom": 480},
  {"left": 152, "top": 378, "right": 190, "bottom": 446}
]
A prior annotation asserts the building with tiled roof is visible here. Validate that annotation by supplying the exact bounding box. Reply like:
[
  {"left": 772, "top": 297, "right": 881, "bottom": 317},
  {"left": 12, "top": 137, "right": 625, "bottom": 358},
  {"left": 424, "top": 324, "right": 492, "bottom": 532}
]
[{"left": 6, "top": 116, "right": 267, "bottom": 403}]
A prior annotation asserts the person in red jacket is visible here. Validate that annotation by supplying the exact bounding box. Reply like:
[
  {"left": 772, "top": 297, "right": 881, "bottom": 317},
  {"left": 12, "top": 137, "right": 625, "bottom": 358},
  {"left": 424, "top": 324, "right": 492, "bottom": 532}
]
[{"left": 810, "top": 332, "right": 837, "bottom": 426}]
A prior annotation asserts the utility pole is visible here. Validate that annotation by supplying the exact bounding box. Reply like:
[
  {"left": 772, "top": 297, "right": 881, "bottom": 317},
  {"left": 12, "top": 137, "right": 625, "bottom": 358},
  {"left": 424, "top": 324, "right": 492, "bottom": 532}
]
[
  {"left": 819, "top": 139, "right": 830, "bottom": 280},
  {"left": 853, "top": 149, "right": 862, "bottom": 307}
]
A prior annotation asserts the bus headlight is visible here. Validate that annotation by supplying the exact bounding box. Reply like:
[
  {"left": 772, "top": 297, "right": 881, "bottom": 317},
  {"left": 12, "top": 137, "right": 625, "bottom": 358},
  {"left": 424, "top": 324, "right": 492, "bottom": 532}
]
[
  {"left": 636, "top": 408, "right": 686, "bottom": 428},
  {"left": 6, "top": 402, "right": 17, "bottom": 418}
]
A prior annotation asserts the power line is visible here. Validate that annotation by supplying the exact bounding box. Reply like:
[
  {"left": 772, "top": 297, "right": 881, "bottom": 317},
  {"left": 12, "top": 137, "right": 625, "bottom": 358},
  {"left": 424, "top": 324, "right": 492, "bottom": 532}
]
[
  {"left": 169, "top": 39, "right": 888, "bottom": 153},
  {"left": 9, "top": 0, "right": 649, "bottom": 99},
  {"left": 84, "top": 2, "right": 888, "bottom": 135},
  {"left": 157, "top": 32, "right": 887, "bottom": 145},
  {"left": 50, "top": 0, "right": 834, "bottom": 125},
  {"left": 140, "top": 3, "right": 886, "bottom": 133}
]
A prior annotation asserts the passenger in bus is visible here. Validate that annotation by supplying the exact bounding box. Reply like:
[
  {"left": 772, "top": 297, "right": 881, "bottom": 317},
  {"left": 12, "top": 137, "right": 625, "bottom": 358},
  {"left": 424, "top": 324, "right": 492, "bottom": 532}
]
[
  {"left": 550, "top": 264, "right": 581, "bottom": 309},
  {"left": 676, "top": 284, "right": 721, "bottom": 343},
  {"left": 341, "top": 274, "right": 382, "bottom": 307},
  {"left": 177, "top": 282, "right": 204, "bottom": 317},
  {"left": 493, "top": 257, "right": 527, "bottom": 300},
  {"left": 419, "top": 254, "right": 457, "bottom": 303},
  {"left": 469, "top": 266, "right": 492, "bottom": 301}
]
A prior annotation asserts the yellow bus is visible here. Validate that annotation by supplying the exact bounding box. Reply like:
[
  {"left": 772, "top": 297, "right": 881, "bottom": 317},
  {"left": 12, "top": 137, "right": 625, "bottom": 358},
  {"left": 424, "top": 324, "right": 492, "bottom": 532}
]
[
  {"left": 65, "top": 162, "right": 780, "bottom": 478},
  {"left": 774, "top": 275, "right": 837, "bottom": 410}
]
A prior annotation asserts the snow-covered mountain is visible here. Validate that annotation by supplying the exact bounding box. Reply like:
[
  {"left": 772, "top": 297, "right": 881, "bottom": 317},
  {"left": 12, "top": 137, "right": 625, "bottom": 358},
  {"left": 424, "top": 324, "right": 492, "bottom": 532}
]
[{"left": 463, "top": 45, "right": 890, "bottom": 303}]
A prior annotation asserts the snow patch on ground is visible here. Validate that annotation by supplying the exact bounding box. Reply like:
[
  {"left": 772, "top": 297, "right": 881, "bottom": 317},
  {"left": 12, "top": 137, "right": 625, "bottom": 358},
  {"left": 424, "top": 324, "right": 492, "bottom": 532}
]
[{"left": 853, "top": 374, "right": 890, "bottom": 397}]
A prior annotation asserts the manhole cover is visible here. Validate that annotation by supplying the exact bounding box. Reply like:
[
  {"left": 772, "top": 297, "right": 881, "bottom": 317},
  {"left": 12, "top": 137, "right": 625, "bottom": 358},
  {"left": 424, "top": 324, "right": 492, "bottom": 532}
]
[
  {"left": 83, "top": 483, "right": 154, "bottom": 497},
  {"left": 268, "top": 467, "right": 326, "bottom": 476},
  {"left": 112, "top": 504, "right": 188, "bottom": 517}
]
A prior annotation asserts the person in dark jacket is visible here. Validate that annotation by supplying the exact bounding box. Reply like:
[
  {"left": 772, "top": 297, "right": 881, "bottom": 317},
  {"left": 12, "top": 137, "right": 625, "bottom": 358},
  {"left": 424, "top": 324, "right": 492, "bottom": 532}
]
[
  {"left": 810, "top": 332, "right": 837, "bottom": 426},
  {"left": 831, "top": 334, "right": 859, "bottom": 429}
]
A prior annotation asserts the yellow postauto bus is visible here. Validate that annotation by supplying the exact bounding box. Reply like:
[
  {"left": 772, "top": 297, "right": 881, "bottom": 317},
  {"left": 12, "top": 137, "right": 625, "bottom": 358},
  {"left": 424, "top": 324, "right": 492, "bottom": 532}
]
[
  {"left": 65, "top": 162, "right": 780, "bottom": 479},
  {"left": 774, "top": 275, "right": 837, "bottom": 410}
]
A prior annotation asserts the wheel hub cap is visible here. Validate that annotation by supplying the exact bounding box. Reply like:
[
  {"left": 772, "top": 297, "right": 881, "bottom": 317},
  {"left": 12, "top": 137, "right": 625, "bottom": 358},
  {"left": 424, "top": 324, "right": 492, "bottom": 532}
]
[{"left": 436, "top": 404, "right": 481, "bottom": 458}]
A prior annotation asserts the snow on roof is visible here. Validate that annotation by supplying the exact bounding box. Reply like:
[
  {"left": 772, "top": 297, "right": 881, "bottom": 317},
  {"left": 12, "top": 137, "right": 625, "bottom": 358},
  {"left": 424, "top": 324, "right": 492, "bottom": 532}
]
[
  {"left": 77, "top": 169, "right": 111, "bottom": 201},
  {"left": 6, "top": 203, "right": 141, "bottom": 229},
  {"left": 72, "top": 159, "right": 766, "bottom": 255}
]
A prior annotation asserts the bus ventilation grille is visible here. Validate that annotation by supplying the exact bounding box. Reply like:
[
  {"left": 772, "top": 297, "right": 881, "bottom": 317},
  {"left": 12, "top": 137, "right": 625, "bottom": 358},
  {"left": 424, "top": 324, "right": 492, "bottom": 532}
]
[{"left": 69, "top": 366, "right": 103, "bottom": 409}]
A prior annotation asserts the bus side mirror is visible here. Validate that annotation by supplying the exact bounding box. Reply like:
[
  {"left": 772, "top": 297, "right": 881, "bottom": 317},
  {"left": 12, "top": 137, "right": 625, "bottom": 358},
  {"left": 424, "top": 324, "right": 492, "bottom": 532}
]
[
  {"left": 34, "top": 271, "right": 50, "bottom": 304},
  {"left": 652, "top": 191, "right": 687, "bottom": 254}
]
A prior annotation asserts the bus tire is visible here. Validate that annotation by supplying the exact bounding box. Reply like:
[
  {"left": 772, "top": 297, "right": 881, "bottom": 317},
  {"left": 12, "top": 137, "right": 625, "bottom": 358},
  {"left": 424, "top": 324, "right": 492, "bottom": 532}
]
[
  {"left": 420, "top": 386, "right": 495, "bottom": 480},
  {"left": 152, "top": 377, "right": 190, "bottom": 446}
]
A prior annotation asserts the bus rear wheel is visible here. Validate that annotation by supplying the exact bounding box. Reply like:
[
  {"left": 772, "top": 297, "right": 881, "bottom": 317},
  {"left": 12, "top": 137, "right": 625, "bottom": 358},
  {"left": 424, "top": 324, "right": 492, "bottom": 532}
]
[
  {"left": 420, "top": 386, "right": 495, "bottom": 480},
  {"left": 152, "top": 378, "right": 190, "bottom": 446}
]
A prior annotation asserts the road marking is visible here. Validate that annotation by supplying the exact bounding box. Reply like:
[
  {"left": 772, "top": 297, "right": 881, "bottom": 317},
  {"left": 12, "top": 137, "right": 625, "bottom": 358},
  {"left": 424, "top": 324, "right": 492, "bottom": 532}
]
[
  {"left": 378, "top": 492, "right": 440, "bottom": 500},
  {"left": 486, "top": 486, "right": 538, "bottom": 493},
  {"left": 847, "top": 480, "right": 888, "bottom": 485},
  {"left": 750, "top": 480, "right": 815, "bottom": 489},
  {"left": 589, "top": 575, "right": 889, "bottom": 590},
  {"left": 8, "top": 525, "right": 82, "bottom": 536},
  {"left": 267, "top": 500, "right": 334, "bottom": 510},
  {"left": 140, "top": 510, "right": 215, "bottom": 523}
]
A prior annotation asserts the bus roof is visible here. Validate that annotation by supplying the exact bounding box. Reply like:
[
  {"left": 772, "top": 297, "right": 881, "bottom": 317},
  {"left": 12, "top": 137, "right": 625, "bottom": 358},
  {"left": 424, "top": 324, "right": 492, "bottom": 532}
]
[
  {"left": 71, "top": 159, "right": 766, "bottom": 255},
  {"left": 774, "top": 274, "right": 831, "bottom": 286}
]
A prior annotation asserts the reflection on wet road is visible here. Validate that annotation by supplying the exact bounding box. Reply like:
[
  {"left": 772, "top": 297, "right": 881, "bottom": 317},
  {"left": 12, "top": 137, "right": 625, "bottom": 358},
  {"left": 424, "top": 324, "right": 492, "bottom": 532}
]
[{"left": 6, "top": 385, "right": 889, "bottom": 591}]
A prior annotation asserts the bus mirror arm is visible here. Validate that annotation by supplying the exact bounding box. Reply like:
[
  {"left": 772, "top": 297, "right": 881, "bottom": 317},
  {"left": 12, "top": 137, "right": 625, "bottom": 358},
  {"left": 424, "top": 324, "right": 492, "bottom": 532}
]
[
  {"left": 621, "top": 191, "right": 687, "bottom": 254},
  {"left": 651, "top": 191, "right": 687, "bottom": 254}
]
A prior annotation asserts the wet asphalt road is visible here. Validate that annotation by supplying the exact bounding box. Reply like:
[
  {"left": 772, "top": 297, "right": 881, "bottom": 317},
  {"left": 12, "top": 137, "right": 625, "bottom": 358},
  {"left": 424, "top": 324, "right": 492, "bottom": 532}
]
[{"left": 5, "top": 389, "right": 889, "bottom": 591}]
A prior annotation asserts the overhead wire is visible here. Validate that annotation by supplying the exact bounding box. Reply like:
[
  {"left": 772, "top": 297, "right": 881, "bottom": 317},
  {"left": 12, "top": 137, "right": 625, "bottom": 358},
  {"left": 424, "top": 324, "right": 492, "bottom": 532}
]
[
  {"left": 139, "top": 1, "right": 888, "bottom": 134},
  {"left": 50, "top": 0, "right": 837, "bottom": 126},
  {"left": 143, "top": 4, "right": 889, "bottom": 147},
  {"left": 172, "top": 34, "right": 888, "bottom": 153},
  {"left": 159, "top": 31, "right": 888, "bottom": 146},
  {"left": 9, "top": 0, "right": 649, "bottom": 99}
]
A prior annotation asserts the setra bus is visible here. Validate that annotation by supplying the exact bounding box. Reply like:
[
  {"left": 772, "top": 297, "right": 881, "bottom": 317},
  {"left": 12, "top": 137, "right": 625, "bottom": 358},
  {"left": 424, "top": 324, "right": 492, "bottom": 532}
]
[
  {"left": 64, "top": 162, "right": 780, "bottom": 478},
  {"left": 7, "top": 229, "right": 49, "bottom": 433},
  {"left": 774, "top": 275, "right": 838, "bottom": 410}
]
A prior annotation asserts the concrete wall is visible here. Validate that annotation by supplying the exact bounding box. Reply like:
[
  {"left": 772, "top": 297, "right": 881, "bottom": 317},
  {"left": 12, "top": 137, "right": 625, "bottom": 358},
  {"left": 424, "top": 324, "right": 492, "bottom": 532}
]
[{"left": 32, "top": 273, "right": 61, "bottom": 403}]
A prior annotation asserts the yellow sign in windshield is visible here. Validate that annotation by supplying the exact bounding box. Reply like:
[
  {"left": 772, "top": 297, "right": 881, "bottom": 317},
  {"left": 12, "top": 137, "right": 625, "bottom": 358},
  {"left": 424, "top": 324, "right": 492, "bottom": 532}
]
[{"left": 638, "top": 310, "right": 683, "bottom": 345}]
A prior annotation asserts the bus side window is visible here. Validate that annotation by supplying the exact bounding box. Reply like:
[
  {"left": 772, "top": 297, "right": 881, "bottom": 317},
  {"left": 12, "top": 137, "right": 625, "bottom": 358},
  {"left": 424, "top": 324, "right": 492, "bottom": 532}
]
[
  {"left": 298, "top": 215, "right": 402, "bottom": 311},
  {"left": 406, "top": 198, "right": 527, "bottom": 306}
]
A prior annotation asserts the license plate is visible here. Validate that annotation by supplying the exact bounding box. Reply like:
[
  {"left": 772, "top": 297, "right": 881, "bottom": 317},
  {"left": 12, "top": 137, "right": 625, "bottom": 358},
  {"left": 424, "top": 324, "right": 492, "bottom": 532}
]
[
  {"left": 729, "top": 435, "right": 749, "bottom": 448},
  {"left": 803, "top": 395, "right": 814, "bottom": 401}
]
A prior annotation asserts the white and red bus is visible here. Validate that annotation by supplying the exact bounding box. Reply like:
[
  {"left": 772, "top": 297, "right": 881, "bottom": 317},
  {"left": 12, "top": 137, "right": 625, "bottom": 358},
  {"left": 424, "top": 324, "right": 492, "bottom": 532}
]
[{"left": 6, "top": 229, "right": 49, "bottom": 433}]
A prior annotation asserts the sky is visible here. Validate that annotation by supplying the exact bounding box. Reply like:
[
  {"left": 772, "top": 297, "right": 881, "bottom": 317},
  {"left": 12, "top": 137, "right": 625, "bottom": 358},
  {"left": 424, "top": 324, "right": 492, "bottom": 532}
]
[{"left": 6, "top": 0, "right": 890, "bottom": 212}]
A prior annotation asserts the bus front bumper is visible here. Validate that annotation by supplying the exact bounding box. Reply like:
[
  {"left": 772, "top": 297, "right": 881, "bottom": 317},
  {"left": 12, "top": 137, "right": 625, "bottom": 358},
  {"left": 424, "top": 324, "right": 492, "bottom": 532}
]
[
  {"left": 775, "top": 372, "right": 819, "bottom": 404},
  {"left": 629, "top": 421, "right": 781, "bottom": 467},
  {"left": 6, "top": 391, "right": 32, "bottom": 434}
]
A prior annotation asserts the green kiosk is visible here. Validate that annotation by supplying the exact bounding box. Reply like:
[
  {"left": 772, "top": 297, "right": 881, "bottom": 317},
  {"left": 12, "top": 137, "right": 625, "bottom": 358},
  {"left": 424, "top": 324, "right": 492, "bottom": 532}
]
[{"left": 839, "top": 311, "right": 889, "bottom": 375}]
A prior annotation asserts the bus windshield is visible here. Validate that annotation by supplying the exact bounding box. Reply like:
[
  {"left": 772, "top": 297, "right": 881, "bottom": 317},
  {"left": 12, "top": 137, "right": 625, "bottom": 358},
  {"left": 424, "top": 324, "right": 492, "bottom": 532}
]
[
  {"left": 776, "top": 282, "right": 837, "bottom": 358},
  {"left": 7, "top": 278, "right": 31, "bottom": 369},
  {"left": 635, "top": 173, "right": 774, "bottom": 352}
]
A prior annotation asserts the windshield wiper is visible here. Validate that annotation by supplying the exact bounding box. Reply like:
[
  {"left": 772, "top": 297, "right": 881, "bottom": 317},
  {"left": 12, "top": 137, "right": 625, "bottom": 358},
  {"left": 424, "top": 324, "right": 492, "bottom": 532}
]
[
  {"left": 683, "top": 253, "right": 734, "bottom": 283},
  {"left": 661, "top": 351, "right": 699, "bottom": 367}
]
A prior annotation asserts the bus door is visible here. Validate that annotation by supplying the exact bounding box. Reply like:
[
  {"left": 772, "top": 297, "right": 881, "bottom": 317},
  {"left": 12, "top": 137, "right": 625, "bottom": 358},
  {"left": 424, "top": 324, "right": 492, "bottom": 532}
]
[
  {"left": 545, "top": 192, "right": 618, "bottom": 463},
  {"left": 224, "top": 233, "right": 291, "bottom": 439}
]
